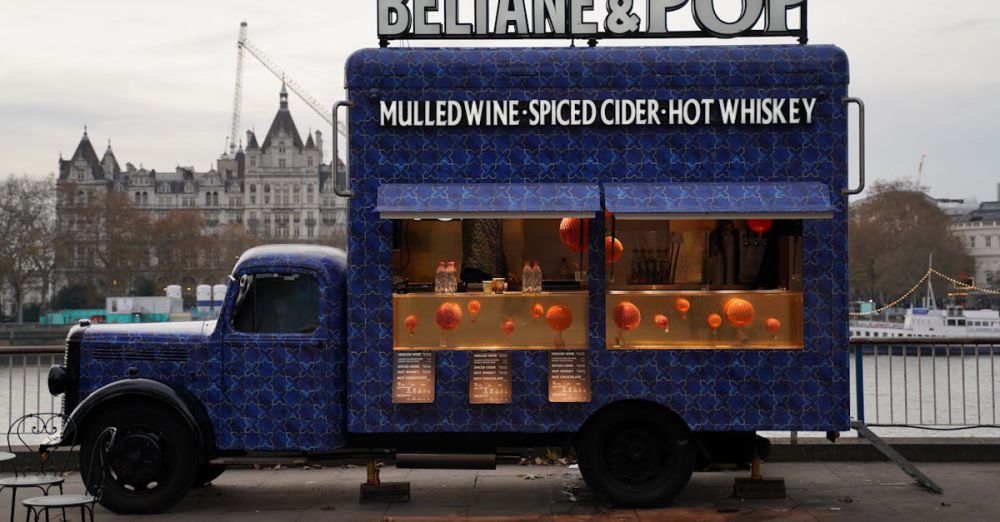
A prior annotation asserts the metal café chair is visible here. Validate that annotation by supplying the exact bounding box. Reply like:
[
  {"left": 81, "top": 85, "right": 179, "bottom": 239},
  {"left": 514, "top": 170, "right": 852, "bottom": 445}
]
[
  {"left": 1, "top": 413, "right": 71, "bottom": 522},
  {"left": 22, "top": 426, "right": 117, "bottom": 522}
]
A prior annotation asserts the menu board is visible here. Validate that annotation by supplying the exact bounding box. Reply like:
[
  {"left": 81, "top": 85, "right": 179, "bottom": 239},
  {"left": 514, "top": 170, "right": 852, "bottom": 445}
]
[
  {"left": 392, "top": 351, "right": 435, "bottom": 404},
  {"left": 469, "top": 352, "right": 512, "bottom": 404},
  {"left": 548, "top": 351, "right": 591, "bottom": 403}
]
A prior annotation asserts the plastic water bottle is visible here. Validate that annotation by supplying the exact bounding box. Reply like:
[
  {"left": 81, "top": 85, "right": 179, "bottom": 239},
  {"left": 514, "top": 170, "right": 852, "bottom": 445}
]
[
  {"left": 435, "top": 261, "right": 446, "bottom": 294},
  {"left": 532, "top": 261, "right": 543, "bottom": 293},
  {"left": 446, "top": 261, "right": 457, "bottom": 294},
  {"left": 522, "top": 261, "right": 532, "bottom": 293}
]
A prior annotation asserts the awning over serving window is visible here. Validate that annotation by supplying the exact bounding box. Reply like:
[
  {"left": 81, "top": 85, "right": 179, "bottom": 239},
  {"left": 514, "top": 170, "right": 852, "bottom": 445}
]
[
  {"left": 376, "top": 183, "right": 601, "bottom": 219},
  {"left": 603, "top": 182, "right": 834, "bottom": 220}
]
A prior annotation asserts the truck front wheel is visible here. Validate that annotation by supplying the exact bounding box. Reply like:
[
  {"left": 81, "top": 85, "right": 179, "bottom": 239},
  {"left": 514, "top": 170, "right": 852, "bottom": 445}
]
[
  {"left": 576, "top": 404, "right": 696, "bottom": 507},
  {"left": 80, "top": 402, "right": 198, "bottom": 513}
]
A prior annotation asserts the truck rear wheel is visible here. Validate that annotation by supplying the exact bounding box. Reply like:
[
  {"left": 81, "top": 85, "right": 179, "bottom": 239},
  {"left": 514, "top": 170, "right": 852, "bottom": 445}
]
[
  {"left": 80, "top": 402, "right": 198, "bottom": 513},
  {"left": 576, "top": 404, "right": 695, "bottom": 507}
]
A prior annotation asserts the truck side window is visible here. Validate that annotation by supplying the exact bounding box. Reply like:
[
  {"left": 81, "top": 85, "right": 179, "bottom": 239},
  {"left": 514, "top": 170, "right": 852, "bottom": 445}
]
[{"left": 232, "top": 273, "right": 321, "bottom": 334}]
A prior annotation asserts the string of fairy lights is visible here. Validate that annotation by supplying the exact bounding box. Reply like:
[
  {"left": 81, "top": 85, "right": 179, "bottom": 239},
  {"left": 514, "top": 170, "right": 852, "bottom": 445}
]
[
  {"left": 850, "top": 268, "right": 1000, "bottom": 317},
  {"left": 929, "top": 268, "right": 1000, "bottom": 295}
]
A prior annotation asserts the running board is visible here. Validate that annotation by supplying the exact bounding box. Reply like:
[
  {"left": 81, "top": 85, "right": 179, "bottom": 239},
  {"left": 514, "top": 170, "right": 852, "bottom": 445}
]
[
  {"left": 850, "top": 421, "right": 943, "bottom": 494},
  {"left": 396, "top": 452, "right": 496, "bottom": 470},
  {"left": 209, "top": 456, "right": 308, "bottom": 466}
]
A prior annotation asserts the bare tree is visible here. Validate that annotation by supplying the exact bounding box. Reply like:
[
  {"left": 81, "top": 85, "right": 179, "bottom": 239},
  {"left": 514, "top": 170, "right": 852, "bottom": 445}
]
[
  {"left": 55, "top": 183, "right": 151, "bottom": 297},
  {"left": 149, "top": 210, "right": 214, "bottom": 289},
  {"left": 0, "top": 175, "right": 57, "bottom": 321},
  {"left": 849, "top": 179, "right": 971, "bottom": 305},
  {"left": 212, "top": 223, "right": 261, "bottom": 277}
]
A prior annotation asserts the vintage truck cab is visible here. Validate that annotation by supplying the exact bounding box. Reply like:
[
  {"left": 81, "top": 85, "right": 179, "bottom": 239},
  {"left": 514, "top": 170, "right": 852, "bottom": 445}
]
[{"left": 48, "top": 244, "right": 348, "bottom": 512}]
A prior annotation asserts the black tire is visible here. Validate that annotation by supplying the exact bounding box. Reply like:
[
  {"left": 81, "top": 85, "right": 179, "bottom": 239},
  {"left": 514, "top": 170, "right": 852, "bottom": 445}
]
[
  {"left": 194, "top": 463, "right": 226, "bottom": 487},
  {"left": 80, "top": 402, "right": 198, "bottom": 513},
  {"left": 576, "top": 403, "right": 696, "bottom": 507}
]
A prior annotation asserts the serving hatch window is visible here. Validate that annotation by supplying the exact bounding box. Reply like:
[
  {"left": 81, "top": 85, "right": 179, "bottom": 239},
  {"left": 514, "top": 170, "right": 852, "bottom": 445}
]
[
  {"left": 606, "top": 217, "right": 804, "bottom": 350},
  {"left": 390, "top": 217, "right": 589, "bottom": 351}
]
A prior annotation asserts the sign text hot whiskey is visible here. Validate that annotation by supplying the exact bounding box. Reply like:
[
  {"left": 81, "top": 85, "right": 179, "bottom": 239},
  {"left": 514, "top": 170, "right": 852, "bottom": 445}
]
[
  {"left": 379, "top": 97, "right": 819, "bottom": 128},
  {"left": 377, "top": 0, "right": 807, "bottom": 45}
]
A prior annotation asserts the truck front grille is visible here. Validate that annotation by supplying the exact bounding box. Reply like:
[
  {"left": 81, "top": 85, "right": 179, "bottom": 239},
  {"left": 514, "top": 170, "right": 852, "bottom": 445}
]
[
  {"left": 90, "top": 346, "right": 188, "bottom": 362},
  {"left": 63, "top": 333, "right": 81, "bottom": 413}
]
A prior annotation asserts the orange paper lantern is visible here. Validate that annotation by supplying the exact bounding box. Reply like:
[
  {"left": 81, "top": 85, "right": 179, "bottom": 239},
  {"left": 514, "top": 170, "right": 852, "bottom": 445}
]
[
  {"left": 675, "top": 298, "right": 691, "bottom": 319},
  {"left": 654, "top": 314, "right": 669, "bottom": 332},
  {"left": 502, "top": 319, "right": 515, "bottom": 336},
  {"left": 546, "top": 304, "right": 573, "bottom": 332},
  {"left": 531, "top": 303, "right": 545, "bottom": 320},
  {"left": 403, "top": 314, "right": 417, "bottom": 337},
  {"left": 559, "top": 218, "right": 589, "bottom": 253},
  {"left": 723, "top": 298, "right": 755, "bottom": 328},
  {"left": 613, "top": 301, "right": 641, "bottom": 331},
  {"left": 467, "top": 300, "right": 481, "bottom": 322},
  {"left": 765, "top": 317, "right": 781, "bottom": 333},
  {"left": 707, "top": 313, "right": 723, "bottom": 330},
  {"left": 605, "top": 236, "right": 624, "bottom": 264},
  {"left": 435, "top": 302, "right": 463, "bottom": 330},
  {"left": 747, "top": 219, "right": 773, "bottom": 234}
]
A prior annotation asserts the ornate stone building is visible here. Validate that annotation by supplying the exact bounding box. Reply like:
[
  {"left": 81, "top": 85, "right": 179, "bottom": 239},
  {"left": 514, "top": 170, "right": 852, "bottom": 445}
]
[
  {"left": 950, "top": 200, "right": 1000, "bottom": 287},
  {"left": 55, "top": 85, "right": 348, "bottom": 293}
]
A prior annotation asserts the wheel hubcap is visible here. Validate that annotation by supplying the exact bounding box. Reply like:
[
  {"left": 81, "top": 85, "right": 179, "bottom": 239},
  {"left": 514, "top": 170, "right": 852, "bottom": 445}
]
[
  {"left": 605, "top": 423, "right": 671, "bottom": 489},
  {"left": 108, "top": 430, "right": 169, "bottom": 491}
]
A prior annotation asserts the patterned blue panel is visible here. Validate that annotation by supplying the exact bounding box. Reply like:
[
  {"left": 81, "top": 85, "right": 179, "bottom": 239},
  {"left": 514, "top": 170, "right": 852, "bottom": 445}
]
[
  {"left": 376, "top": 183, "right": 600, "bottom": 216},
  {"left": 604, "top": 182, "right": 832, "bottom": 216},
  {"left": 345, "top": 45, "right": 852, "bottom": 435},
  {"left": 79, "top": 244, "right": 349, "bottom": 452},
  {"left": 79, "top": 321, "right": 213, "bottom": 434},
  {"left": 346, "top": 46, "right": 849, "bottom": 90}
]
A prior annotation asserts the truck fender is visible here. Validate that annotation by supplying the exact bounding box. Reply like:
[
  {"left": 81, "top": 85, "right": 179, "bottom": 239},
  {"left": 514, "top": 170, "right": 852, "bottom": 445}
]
[{"left": 66, "top": 378, "right": 215, "bottom": 462}]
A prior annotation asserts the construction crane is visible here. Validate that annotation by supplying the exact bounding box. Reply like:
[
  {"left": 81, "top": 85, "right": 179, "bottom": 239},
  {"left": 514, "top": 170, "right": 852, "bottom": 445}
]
[
  {"left": 915, "top": 153, "right": 926, "bottom": 187},
  {"left": 225, "top": 21, "right": 346, "bottom": 156}
]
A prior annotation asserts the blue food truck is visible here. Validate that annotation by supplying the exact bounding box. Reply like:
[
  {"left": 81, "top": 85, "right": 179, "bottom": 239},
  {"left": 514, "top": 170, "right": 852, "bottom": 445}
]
[{"left": 47, "top": 4, "right": 863, "bottom": 513}]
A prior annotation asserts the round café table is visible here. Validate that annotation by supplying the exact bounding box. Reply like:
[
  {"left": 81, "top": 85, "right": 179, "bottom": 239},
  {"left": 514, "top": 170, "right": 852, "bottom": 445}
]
[{"left": 0, "top": 451, "right": 14, "bottom": 463}]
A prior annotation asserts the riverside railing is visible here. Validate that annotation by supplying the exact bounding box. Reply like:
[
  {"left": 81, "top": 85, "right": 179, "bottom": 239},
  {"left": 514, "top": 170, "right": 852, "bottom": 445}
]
[
  {"left": 852, "top": 338, "right": 999, "bottom": 428},
  {"left": 0, "top": 345, "right": 62, "bottom": 432}
]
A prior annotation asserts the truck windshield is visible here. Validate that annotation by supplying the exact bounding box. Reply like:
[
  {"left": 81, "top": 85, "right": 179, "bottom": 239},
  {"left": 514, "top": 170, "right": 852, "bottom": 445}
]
[{"left": 231, "top": 273, "right": 320, "bottom": 334}]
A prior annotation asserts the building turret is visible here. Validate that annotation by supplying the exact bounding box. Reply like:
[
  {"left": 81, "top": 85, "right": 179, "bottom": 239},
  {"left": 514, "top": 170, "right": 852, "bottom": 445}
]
[
  {"left": 261, "top": 84, "right": 303, "bottom": 152},
  {"left": 59, "top": 126, "right": 104, "bottom": 181},
  {"left": 101, "top": 139, "right": 121, "bottom": 178}
]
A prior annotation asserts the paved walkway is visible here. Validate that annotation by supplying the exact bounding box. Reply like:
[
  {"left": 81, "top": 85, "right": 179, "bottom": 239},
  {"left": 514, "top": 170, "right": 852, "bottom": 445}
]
[{"left": 3, "top": 462, "right": 1000, "bottom": 521}]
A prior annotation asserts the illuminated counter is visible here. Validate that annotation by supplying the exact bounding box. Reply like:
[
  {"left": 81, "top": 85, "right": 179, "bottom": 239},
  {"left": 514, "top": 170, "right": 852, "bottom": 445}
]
[
  {"left": 606, "top": 290, "right": 803, "bottom": 350},
  {"left": 393, "top": 292, "right": 588, "bottom": 351}
]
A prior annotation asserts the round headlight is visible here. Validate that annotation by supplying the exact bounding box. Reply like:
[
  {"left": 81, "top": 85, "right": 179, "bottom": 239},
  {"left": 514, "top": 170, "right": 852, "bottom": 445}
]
[{"left": 48, "top": 365, "right": 67, "bottom": 396}]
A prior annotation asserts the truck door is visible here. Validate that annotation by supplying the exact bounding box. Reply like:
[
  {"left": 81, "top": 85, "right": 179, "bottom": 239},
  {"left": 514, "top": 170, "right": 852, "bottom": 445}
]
[{"left": 221, "top": 269, "right": 331, "bottom": 450}]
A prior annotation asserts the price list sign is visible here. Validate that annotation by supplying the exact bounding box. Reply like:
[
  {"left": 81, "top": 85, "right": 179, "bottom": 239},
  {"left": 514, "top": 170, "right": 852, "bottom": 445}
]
[
  {"left": 548, "top": 351, "right": 591, "bottom": 403},
  {"left": 392, "top": 351, "right": 435, "bottom": 404},
  {"left": 469, "top": 351, "right": 512, "bottom": 404}
]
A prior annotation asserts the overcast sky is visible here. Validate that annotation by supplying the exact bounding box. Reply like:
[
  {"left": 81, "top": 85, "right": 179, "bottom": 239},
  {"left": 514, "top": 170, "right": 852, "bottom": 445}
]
[{"left": 2, "top": 1, "right": 998, "bottom": 200}]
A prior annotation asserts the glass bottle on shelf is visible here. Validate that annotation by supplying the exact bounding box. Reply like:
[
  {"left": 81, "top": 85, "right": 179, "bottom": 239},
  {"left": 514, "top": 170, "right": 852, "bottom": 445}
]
[
  {"left": 445, "top": 261, "right": 457, "bottom": 294},
  {"left": 532, "top": 261, "right": 543, "bottom": 293},
  {"left": 557, "top": 257, "right": 570, "bottom": 281},
  {"left": 522, "top": 261, "right": 532, "bottom": 293},
  {"left": 435, "top": 261, "right": 445, "bottom": 294}
]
